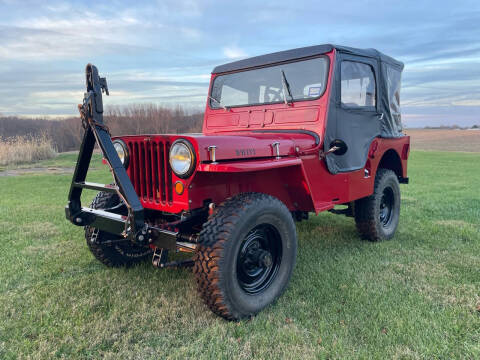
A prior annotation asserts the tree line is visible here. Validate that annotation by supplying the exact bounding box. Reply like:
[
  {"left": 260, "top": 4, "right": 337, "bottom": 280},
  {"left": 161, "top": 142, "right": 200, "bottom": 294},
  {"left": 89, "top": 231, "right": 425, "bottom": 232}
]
[{"left": 0, "top": 104, "right": 204, "bottom": 152}]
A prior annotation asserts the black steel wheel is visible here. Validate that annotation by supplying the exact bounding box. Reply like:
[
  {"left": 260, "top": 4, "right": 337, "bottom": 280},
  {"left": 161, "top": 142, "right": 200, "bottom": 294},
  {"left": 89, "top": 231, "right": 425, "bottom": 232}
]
[
  {"left": 193, "top": 193, "right": 297, "bottom": 320},
  {"left": 237, "top": 224, "right": 282, "bottom": 294},
  {"left": 354, "top": 169, "right": 401, "bottom": 241},
  {"left": 85, "top": 191, "right": 152, "bottom": 267},
  {"left": 379, "top": 187, "right": 394, "bottom": 227}
]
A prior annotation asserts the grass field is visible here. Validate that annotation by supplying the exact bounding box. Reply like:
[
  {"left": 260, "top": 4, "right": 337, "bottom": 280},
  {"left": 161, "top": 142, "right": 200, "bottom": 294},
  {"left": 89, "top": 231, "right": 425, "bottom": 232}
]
[{"left": 0, "top": 150, "right": 479, "bottom": 359}]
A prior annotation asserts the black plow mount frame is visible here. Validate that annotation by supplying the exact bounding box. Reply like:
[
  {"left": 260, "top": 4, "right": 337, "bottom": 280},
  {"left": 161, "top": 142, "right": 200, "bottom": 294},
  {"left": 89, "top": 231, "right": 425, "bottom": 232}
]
[{"left": 65, "top": 64, "right": 190, "bottom": 252}]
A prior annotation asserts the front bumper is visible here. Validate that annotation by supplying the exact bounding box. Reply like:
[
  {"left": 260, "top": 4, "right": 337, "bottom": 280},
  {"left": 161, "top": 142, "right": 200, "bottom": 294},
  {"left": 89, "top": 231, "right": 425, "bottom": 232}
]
[{"left": 65, "top": 201, "right": 178, "bottom": 250}]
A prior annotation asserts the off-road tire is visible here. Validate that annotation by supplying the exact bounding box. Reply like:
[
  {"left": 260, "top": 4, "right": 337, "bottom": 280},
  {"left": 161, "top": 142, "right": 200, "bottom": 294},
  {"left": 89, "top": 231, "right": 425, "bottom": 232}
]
[
  {"left": 85, "top": 192, "right": 152, "bottom": 267},
  {"left": 193, "top": 193, "right": 297, "bottom": 320},
  {"left": 354, "top": 169, "right": 401, "bottom": 241}
]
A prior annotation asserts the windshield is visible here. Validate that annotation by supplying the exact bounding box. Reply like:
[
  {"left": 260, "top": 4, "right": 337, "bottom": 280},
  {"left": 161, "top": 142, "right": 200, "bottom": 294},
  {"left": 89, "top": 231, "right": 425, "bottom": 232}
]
[{"left": 210, "top": 56, "right": 329, "bottom": 109}]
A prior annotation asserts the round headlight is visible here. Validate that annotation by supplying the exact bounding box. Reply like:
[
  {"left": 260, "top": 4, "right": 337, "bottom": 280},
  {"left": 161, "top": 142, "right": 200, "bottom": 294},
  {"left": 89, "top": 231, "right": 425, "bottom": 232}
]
[
  {"left": 113, "top": 139, "right": 129, "bottom": 168},
  {"left": 169, "top": 140, "right": 195, "bottom": 178}
]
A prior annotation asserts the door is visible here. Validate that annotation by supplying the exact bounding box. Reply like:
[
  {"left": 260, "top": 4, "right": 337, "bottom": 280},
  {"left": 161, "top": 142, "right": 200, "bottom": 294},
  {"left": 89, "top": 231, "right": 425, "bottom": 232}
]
[{"left": 324, "top": 54, "right": 381, "bottom": 174}]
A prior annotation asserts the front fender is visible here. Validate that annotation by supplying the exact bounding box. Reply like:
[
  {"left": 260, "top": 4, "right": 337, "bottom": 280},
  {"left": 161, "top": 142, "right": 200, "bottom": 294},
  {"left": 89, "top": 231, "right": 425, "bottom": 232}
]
[{"left": 189, "top": 161, "right": 314, "bottom": 212}]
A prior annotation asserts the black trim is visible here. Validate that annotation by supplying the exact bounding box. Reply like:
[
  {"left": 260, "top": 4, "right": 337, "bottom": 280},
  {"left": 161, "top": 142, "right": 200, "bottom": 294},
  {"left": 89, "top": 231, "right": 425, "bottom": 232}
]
[
  {"left": 399, "top": 177, "right": 409, "bottom": 184},
  {"left": 169, "top": 139, "right": 197, "bottom": 179},
  {"left": 252, "top": 129, "right": 320, "bottom": 145}
]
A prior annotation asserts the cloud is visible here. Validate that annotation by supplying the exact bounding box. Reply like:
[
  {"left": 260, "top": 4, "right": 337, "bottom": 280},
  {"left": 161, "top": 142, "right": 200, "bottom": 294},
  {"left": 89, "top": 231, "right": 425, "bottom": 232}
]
[
  {"left": 223, "top": 46, "right": 247, "bottom": 59},
  {"left": 0, "top": 62, "right": 210, "bottom": 116},
  {"left": 0, "top": 0, "right": 479, "bottom": 126},
  {"left": 0, "top": 2, "right": 207, "bottom": 61}
]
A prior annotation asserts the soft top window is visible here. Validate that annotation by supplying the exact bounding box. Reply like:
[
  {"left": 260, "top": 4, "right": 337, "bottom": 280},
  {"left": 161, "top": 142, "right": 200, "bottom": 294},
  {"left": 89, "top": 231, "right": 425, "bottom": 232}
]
[
  {"left": 341, "top": 61, "right": 376, "bottom": 108},
  {"left": 385, "top": 64, "right": 402, "bottom": 133},
  {"left": 210, "top": 57, "right": 329, "bottom": 109}
]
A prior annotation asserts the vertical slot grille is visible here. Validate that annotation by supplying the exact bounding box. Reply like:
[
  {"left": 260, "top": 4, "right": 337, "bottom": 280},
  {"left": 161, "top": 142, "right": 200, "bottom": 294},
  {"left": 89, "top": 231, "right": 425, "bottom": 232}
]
[{"left": 127, "top": 139, "right": 173, "bottom": 205}]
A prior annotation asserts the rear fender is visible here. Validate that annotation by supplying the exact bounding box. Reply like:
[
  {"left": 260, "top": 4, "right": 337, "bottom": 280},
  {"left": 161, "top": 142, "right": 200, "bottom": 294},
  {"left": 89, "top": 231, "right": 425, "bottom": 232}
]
[
  {"left": 348, "top": 137, "right": 410, "bottom": 200},
  {"left": 370, "top": 137, "right": 410, "bottom": 180}
]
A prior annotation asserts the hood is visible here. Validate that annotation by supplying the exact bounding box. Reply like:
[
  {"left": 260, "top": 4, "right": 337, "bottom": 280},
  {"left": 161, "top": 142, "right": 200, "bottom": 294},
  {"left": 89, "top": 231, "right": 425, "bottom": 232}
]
[
  {"left": 190, "top": 131, "right": 319, "bottom": 162},
  {"left": 117, "top": 131, "right": 319, "bottom": 163}
]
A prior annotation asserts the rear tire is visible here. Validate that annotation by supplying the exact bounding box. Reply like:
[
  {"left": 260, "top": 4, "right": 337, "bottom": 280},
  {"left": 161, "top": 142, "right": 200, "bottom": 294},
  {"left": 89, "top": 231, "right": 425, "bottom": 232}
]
[
  {"left": 354, "top": 169, "right": 401, "bottom": 241},
  {"left": 85, "top": 192, "right": 152, "bottom": 267},
  {"left": 193, "top": 193, "right": 297, "bottom": 320}
]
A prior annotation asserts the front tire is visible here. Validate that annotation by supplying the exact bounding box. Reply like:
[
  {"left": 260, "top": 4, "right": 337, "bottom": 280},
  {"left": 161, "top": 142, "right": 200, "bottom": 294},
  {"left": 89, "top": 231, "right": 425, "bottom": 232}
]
[
  {"left": 354, "top": 169, "right": 401, "bottom": 241},
  {"left": 85, "top": 191, "right": 152, "bottom": 267},
  {"left": 193, "top": 193, "right": 297, "bottom": 320}
]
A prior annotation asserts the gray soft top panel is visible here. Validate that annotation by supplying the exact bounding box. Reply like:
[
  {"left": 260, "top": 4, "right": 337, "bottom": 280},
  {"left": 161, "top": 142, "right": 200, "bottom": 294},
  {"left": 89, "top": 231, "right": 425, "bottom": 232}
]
[{"left": 212, "top": 44, "right": 403, "bottom": 74}]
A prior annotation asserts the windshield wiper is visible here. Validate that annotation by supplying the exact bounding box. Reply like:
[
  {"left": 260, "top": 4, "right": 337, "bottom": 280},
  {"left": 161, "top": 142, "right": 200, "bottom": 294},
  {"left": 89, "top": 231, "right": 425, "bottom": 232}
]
[
  {"left": 208, "top": 95, "right": 228, "bottom": 111},
  {"left": 280, "top": 70, "right": 293, "bottom": 105}
]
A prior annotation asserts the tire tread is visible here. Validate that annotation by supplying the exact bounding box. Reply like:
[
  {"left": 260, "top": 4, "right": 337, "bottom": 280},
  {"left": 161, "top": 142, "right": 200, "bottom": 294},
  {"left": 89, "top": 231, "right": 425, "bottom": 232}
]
[
  {"left": 85, "top": 192, "right": 152, "bottom": 267},
  {"left": 354, "top": 168, "right": 399, "bottom": 241},
  {"left": 193, "top": 192, "right": 293, "bottom": 320}
]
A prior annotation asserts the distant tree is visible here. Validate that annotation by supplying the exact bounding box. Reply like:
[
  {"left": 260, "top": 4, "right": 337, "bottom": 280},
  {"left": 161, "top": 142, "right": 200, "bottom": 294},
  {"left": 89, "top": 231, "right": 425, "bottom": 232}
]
[{"left": 0, "top": 104, "right": 204, "bottom": 152}]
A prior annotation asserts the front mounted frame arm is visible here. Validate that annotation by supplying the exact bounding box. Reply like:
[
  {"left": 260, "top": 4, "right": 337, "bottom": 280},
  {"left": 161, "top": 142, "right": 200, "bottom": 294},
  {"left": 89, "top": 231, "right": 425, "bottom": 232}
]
[{"left": 65, "top": 64, "right": 173, "bottom": 247}]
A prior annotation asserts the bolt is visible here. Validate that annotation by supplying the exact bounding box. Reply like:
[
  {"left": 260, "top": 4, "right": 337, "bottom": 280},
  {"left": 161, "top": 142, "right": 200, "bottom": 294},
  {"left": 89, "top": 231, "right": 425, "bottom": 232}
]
[
  {"left": 138, "top": 234, "right": 145, "bottom": 242},
  {"left": 261, "top": 252, "right": 273, "bottom": 267},
  {"left": 148, "top": 238, "right": 153, "bottom": 243},
  {"left": 75, "top": 217, "right": 82, "bottom": 223}
]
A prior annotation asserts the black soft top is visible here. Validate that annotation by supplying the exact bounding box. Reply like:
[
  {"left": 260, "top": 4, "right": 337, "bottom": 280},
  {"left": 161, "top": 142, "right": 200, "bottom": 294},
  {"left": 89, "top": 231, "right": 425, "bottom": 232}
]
[
  {"left": 212, "top": 44, "right": 406, "bottom": 174},
  {"left": 212, "top": 44, "right": 403, "bottom": 74}
]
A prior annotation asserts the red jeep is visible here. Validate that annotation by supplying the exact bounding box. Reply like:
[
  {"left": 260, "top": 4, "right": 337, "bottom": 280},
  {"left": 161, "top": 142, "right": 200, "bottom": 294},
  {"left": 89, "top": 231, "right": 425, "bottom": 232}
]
[{"left": 66, "top": 44, "right": 409, "bottom": 320}]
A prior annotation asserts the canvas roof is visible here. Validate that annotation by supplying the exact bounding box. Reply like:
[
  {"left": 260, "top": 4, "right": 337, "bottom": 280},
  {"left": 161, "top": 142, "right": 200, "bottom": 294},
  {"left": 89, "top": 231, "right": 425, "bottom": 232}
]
[{"left": 212, "top": 44, "right": 403, "bottom": 74}]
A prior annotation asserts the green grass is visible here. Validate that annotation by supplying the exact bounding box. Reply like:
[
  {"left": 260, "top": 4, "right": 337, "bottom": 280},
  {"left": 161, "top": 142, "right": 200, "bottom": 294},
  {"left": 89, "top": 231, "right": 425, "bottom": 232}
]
[{"left": 0, "top": 151, "right": 479, "bottom": 359}]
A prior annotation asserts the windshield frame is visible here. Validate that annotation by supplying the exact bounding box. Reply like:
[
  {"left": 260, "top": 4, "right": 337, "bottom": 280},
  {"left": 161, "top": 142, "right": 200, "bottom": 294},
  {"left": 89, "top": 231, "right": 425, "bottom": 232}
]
[{"left": 209, "top": 55, "right": 330, "bottom": 110}]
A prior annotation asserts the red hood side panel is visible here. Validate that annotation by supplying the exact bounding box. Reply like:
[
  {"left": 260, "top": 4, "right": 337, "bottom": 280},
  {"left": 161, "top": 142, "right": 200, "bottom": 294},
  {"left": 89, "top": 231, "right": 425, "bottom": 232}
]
[
  {"left": 116, "top": 132, "right": 318, "bottom": 162},
  {"left": 190, "top": 132, "right": 317, "bottom": 162}
]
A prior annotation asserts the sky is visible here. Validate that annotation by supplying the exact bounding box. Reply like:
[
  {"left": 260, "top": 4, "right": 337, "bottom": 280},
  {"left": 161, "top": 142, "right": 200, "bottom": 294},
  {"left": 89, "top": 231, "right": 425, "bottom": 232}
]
[{"left": 0, "top": 0, "right": 479, "bottom": 127}]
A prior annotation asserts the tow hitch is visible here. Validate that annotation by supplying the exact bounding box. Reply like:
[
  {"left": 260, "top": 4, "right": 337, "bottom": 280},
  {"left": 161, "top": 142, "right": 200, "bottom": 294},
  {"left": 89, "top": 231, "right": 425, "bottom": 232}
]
[{"left": 65, "top": 64, "right": 179, "bottom": 250}]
